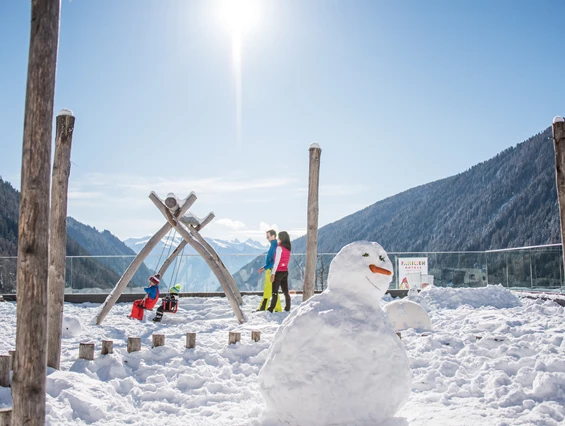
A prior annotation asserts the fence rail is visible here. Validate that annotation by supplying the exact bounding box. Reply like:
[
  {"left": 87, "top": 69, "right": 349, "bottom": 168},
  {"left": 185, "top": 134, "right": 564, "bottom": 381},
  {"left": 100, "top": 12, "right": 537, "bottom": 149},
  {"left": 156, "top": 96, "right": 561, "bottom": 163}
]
[{"left": 0, "top": 244, "right": 563, "bottom": 294}]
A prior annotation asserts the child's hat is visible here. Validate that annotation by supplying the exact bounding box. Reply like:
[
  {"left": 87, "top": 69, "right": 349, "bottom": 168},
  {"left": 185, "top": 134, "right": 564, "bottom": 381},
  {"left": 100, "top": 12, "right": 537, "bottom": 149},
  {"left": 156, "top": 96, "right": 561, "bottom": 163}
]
[
  {"left": 149, "top": 276, "right": 160, "bottom": 285},
  {"left": 170, "top": 284, "right": 182, "bottom": 294}
]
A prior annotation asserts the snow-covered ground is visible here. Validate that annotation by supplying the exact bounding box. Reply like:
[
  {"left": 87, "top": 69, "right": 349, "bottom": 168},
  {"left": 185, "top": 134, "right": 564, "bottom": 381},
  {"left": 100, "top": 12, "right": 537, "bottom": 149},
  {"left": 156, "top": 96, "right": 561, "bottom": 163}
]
[{"left": 1, "top": 285, "right": 564, "bottom": 425}]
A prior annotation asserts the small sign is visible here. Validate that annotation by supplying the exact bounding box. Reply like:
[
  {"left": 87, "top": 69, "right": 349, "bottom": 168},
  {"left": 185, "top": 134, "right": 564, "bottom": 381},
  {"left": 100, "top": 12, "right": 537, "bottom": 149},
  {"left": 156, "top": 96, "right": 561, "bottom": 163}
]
[{"left": 398, "top": 257, "right": 428, "bottom": 289}]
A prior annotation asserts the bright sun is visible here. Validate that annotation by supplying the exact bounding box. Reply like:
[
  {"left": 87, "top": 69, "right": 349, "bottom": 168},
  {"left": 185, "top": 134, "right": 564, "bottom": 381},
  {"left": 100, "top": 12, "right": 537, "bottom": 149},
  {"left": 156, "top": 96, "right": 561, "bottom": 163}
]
[
  {"left": 218, "top": 0, "right": 259, "bottom": 34},
  {"left": 217, "top": 0, "right": 260, "bottom": 148}
]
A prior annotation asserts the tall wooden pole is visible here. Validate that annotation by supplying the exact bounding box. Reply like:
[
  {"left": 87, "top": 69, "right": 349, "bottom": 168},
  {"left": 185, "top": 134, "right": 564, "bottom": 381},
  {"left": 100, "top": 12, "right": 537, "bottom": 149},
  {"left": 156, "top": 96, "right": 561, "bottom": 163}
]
[
  {"left": 303, "top": 143, "right": 322, "bottom": 302},
  {"left": 47, "top": 110, "right": 75, "bottom": 370},
  {"left": 552, "top": 116, "right": 565, "bottom": 285},
  {"left": 13, "top": 0, "right": 60, "bottom": 424}
]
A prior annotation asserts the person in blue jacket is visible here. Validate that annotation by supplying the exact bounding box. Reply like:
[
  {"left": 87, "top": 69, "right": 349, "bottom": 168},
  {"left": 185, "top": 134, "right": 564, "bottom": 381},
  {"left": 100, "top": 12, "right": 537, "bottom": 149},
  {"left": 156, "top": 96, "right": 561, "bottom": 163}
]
[
  {"left": 257, "top": 230, "right": 282, "bottom": 311},
  {"left": 130, "top": 273, "right": 161, "bottom": 320}
]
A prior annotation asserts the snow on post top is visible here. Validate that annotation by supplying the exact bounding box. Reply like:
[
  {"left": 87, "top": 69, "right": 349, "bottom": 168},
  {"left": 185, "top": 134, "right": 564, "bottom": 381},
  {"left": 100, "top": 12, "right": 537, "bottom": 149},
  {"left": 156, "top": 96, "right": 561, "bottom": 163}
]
[
  {"left": 554, "top": 116, "right": 564, "bottom": 124},
  {"left": 58, "top": 108, "right": 74, "bottom": 117},
  {"left": 309, "top": 142, "right": 321, "bottom": 150}
]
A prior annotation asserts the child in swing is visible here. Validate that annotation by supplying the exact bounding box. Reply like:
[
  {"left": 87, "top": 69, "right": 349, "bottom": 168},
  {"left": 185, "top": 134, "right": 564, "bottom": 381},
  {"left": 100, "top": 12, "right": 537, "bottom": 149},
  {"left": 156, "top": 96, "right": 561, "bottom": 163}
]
[
  {"left": 153, "top": 283, "right": 181, "bottom": 322},
  {"left": 129, "top": 273, "right": 161, "bottom": 320}
]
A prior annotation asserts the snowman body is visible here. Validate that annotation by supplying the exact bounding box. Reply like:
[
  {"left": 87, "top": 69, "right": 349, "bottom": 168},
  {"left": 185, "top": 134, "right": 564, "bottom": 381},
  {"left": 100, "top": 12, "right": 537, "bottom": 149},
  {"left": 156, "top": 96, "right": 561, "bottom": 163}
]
[{"left": 259, "top": 241, "right": 412, "bottom": 425}]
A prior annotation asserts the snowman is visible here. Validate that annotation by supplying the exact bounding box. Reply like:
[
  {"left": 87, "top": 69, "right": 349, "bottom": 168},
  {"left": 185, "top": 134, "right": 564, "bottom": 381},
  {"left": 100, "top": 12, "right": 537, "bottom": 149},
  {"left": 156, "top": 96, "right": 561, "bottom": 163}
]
[{"left": 259, "top": 241, "right": 412, "bottom": 426}]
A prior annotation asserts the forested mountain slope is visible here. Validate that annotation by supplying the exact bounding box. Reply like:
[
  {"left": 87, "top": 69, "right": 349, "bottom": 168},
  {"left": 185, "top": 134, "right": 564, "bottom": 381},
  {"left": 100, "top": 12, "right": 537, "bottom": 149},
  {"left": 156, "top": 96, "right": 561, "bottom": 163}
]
[
  {"left": 0, "top": 178, "right": 151, "bottom": 293},
  {"left": 293, "top": 127, "right": 560, "bottom": 253}
]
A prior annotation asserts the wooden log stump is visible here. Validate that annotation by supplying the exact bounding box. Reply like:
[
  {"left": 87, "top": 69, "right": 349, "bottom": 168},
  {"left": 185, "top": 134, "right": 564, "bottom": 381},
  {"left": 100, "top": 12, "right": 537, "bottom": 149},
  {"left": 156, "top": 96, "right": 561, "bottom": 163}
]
[
  {"left": 127, "top": 337, "right": 141, "bottom": 353},
  {"left": 152, "top": 334, "right": 165, "bottom": 348},
  {"left": 101, "top": 340, "right": 113, "bottom": 355},
  {"left": 186, "top": 332, "right": 196, "bottom": 349},
  {"left": 228, "top": 331, "right": 241, "bottom": 345},
  {"left": 0, "top": 407, "right": 12, "bottom": 426},
  {"left": 79, "top": 343, "right": 95, "bottom": 361},
  {"left": 0, "top": 355, "right": 10, "bottom": 387},
  {"left": 251, "top": 330, "right": 261, "bottom": 342}
]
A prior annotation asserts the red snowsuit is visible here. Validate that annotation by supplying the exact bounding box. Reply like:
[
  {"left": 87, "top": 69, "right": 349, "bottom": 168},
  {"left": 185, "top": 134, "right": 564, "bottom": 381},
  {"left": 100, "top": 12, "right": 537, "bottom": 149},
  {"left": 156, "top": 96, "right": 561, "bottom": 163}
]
[{"left": 130, "top": 282, "right": 160, "bottom": 321}]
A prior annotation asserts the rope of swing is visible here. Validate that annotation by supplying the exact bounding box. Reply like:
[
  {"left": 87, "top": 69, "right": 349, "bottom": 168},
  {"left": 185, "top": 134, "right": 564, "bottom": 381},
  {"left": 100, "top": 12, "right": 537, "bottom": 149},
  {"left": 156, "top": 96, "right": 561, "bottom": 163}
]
[
  {"left": 155, "top": 228, "right": 176, "bottom": 274},
  {"left": 170, "top": 244, "right": 185, "bottom": 293}
]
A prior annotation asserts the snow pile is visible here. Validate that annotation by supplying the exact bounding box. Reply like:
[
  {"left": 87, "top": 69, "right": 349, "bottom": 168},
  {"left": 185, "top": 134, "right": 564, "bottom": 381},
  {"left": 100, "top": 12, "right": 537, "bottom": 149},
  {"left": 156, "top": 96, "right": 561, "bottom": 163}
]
[
  {"left": 421, "top": 284, "right": 521, "bottom": 309},
  {"left": 400, "top": 296, "right": 565, "bottom": 425},
  {"left": 384, "top": 299, "right": 432, "bottom": 331},
  {"left": 61, "top": 316, "right": 83, "bottom": 337}
]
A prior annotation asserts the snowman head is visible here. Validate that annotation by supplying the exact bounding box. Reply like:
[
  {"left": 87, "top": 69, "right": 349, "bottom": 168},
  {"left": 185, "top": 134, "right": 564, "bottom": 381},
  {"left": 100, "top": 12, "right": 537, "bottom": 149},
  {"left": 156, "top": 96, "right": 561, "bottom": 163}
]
[{"left": 327, "top": 241, "right": 394, "bottom": 299}]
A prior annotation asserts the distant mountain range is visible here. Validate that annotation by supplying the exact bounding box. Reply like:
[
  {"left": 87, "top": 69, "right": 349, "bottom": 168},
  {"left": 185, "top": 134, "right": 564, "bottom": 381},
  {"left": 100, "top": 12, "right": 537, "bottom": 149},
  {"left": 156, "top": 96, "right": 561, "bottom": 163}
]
[{"left": 123, "top": 235, "right": 267, "bottom": 292}]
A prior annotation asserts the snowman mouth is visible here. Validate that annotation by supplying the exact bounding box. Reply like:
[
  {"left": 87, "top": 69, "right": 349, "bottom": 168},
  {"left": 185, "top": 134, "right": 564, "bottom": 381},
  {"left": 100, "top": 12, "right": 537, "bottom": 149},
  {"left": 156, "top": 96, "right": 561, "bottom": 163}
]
[
  {"left": 369, "top": 264, "right": 392, "bottom": 275},
  {"left": 366, "top": 276, "right": 383, "bottom": 292}
]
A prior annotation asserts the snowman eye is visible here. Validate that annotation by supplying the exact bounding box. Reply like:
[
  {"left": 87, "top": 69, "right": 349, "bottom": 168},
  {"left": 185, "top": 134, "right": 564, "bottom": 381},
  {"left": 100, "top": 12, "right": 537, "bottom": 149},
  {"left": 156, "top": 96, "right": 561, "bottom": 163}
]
[
  {"left": 379, "top": 255, "right": 385, "bottom": 262},
  {"left": 362, "top": 253, "right": 369, "bottom": 257}
]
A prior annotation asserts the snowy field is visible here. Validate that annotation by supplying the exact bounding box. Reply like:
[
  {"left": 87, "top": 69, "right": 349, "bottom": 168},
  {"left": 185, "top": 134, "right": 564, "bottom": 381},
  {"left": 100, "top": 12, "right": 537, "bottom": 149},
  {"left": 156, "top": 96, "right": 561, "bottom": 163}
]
[{"left": 1, "top": 285, "right": 564, "bottom": 426}]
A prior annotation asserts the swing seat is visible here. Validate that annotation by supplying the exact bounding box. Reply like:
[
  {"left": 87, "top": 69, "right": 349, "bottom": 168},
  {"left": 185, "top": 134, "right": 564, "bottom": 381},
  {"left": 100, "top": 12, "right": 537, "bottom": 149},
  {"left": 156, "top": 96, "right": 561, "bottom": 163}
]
[{"left": 162, "top": 299, "right": 178, "bottom": 313}]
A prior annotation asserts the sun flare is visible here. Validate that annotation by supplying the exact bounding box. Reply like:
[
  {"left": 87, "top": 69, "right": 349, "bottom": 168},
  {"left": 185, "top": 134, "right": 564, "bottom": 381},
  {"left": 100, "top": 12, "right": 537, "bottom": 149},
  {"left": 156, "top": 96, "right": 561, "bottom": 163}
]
[
  {"left": 218, "top": 0, "right": 259, "bottom": 34},
  {"left": 216, "top": 0, "right": 261, "bottom": 148}
]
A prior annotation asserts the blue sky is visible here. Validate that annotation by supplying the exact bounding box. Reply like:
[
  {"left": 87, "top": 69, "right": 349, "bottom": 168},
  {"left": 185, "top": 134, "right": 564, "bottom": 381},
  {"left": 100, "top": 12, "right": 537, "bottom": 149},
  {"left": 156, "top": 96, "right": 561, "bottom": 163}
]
[{"left": 1, "top": 0, "right": 563, "bottom": 243}]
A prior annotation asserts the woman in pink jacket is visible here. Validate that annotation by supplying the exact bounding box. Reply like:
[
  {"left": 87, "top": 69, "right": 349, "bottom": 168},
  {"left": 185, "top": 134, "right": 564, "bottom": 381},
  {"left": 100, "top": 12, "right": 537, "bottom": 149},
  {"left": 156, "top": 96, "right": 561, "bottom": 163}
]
[{"left": 268, "top": 231, "right": 292, "bottom": 312}]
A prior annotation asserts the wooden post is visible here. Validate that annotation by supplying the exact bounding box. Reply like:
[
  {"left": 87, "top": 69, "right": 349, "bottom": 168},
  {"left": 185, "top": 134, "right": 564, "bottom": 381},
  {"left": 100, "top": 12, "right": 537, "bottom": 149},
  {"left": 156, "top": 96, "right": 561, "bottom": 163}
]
[
  {"left": 78, "top": 343, "right": 95, "bottom": 361},
  {"left": 149, "top": 193, "right": 246, "bottom": 323},
  {"left": 195, "top": 212, "right": 216, "bottom": 231},
  {"left": 47, "top": 109, "right": 75, "bottom": 370},
  {"left": 101, "top": 340, "right": 113, "bottom": 355},
  {"left": 303, "top": 143, "right": 322, "bottom": 301},
  {"left": 186, "top": 332, "right": 196, "bottom": 349},
  {"left": 95, "top": 193, "right": 197, "bottom": 325},
  {"left": 553, "top": 116, "right": 565, "bottom": 283},
  {"left": 8, "top": 351, "right": 15, "bottom": 371},
  {"left": 228, "top": 332, "right": 241, "bottom": 345},
  {"left": 13, "top": 1, "right": 60, "bottom": 424},
  {"left": 0, "top": 408, "right": 12, "bottom": 426},
  {"left": 127, "top": 337, "right": 141, "bottom": 353},
  {"left": 0, "top": 355, "right": 10, "bottom": 387},
  {"left": 251, "top": 330, "right": 261, "bottom": 342},
  {"left": 152, "top": 334, "right": 165, "bottom": 348}
]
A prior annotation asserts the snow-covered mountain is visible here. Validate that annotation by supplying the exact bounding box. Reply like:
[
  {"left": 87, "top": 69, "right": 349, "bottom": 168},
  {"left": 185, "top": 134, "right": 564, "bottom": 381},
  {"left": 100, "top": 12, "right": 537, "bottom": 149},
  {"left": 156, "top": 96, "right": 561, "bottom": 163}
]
[{"left": 123, "top": 235, "right": 266, "bottom": 292}]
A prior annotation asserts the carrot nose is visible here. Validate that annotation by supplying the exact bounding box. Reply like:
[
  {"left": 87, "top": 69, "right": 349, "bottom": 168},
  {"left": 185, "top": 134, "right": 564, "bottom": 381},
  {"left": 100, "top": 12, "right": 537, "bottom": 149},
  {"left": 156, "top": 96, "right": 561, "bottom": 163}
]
[{"left": 369, "top": 264, "right": 392, "bottom": 275}]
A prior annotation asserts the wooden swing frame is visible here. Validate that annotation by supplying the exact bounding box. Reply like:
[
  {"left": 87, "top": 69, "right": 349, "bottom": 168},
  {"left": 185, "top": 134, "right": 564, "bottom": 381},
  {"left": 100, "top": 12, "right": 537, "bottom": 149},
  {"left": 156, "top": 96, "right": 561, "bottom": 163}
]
[{"left": 95, "top": 192, "right": 246, "bottom": 324}]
